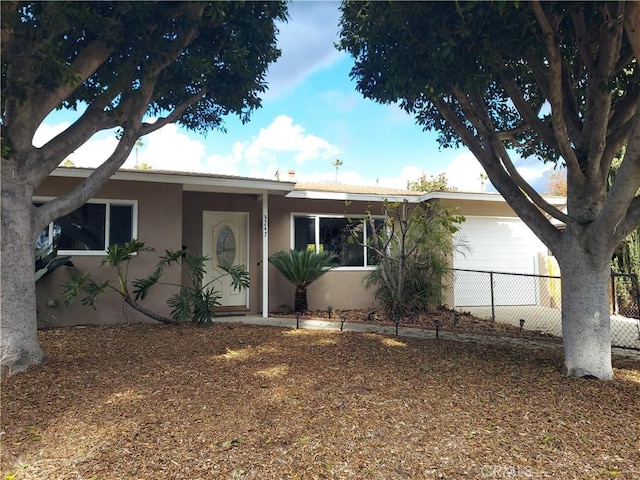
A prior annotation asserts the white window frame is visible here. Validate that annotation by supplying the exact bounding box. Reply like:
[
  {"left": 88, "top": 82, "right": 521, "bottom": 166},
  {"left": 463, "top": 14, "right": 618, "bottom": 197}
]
[
  {"left": 289, "top": 212, "right": 383, "bottom": 271},
  {"left": 34, "top": 197, "right": 138, "bottom": 256}
]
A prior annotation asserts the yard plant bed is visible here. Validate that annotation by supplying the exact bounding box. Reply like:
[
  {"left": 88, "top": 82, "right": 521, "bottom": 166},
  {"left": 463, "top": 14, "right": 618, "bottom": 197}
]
[
  {"left": 2, "top": 323, "right": 639, "bottom": 479},
  {"left": 274, "top": 308, "right": 561, "bottom": 341}
]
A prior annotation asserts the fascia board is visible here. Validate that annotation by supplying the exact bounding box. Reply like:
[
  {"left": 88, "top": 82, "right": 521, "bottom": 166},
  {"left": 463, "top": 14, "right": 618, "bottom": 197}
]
[
  {"left": 50, "top": 167, "right": 296, "bottom": 195},
  {"left": 285, "top": 190, "right": 423, "bottom": 203},
  {"left": 419, "top": 190, "right": 567, "bottom": 206}
]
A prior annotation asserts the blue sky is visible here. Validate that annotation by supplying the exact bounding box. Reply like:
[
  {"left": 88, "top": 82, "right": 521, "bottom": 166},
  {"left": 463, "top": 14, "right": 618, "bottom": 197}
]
[{"left": 36, "top": 1, "right": 556, "bottom": 192}]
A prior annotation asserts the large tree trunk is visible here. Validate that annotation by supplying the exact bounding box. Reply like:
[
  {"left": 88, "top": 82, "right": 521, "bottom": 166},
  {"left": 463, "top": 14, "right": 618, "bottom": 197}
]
[
  {"left": 1, "top": 182, "right": 45, "bottom": 377},
  {"left": 559, "top": 246, "right": 613, "bottom": 380}
]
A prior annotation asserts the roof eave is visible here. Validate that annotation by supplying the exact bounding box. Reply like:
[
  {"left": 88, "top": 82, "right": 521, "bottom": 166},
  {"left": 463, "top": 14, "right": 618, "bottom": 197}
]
[
  {"left": 50, "top": 167, "right": 296, "bottom": 195},
  {"left": 286, "top": 190, "right": 423, "bottom": 203}
]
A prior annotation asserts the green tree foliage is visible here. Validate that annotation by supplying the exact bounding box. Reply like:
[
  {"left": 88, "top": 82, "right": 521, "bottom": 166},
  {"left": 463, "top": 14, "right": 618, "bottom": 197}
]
[
  {"left": 407, "top": 173, "right": 453, "bottom": 192},
  {"left": 338, "top": 1, "right": 640, "bottom": 379},
  {"left": 1, "top": 1, "right": 287, "bottom": 373},
  {"left": 359, "top": 200, "right": 465, "bottom": 319},
  {"left": 268, "top": 249, "right": 338, "bottom": 313}
]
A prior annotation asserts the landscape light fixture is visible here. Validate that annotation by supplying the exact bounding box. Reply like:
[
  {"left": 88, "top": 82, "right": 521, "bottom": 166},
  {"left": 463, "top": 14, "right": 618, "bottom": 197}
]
[
  {"left": 340, "top": 316, "right": 346, "bottom": 332},
  {"left": 327, "top": 305, "right": 333, "bottom": 319},
  {"left": 453, "top": 314, "right": 459, "bottom": 327},
  {"left": 519, "top": 318, "right": 525, "bottom": 332},
  {"left": 433, "top": 319, "right": 441, "bottom": 339},
  {"left": 295, "top": 311, "right": 301, "bottom": 329}
]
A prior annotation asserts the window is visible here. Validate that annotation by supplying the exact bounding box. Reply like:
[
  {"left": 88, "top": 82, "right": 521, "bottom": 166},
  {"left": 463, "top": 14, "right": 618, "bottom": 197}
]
[
  {"left": 292, "top": 214, "right": 384, "bottom": 268},
  {"left": 35, "top": 199, "right": 137, "bottom": 255}
]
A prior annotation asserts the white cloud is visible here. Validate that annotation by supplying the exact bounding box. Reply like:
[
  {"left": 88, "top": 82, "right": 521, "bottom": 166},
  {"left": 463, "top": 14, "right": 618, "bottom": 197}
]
[
  {"left": 444, "top": 151, "right": 557, "bottom": 193},
  {"left": 203, "top": 141, "right": 245, "bottom": 177},
  {"left": 126, "top": 123, "right": 206, "bottom": 172},
  {"left": 377, "top": 166, "right": 427, "bottom": 190},
  {"left": 36, "top": 121, "right": 207, "bottom": 172},
  {"left": 33, "top": 122, "right": 71, "bottom": 148},
  {"left": 445, "top": 152, "right": 488, "bottom": 192},
  {"left": 244, "top": 115, "right": 341, "bottom": 165}
]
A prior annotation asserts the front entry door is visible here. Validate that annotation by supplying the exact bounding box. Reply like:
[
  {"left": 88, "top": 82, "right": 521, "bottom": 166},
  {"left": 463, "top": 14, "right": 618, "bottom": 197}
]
[{"left": 202, "top": 211, "right": 249, "bottom": 308}]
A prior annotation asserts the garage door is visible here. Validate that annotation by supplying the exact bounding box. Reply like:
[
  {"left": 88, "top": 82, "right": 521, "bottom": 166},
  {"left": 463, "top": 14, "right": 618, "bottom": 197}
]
[{"left": 453, "top": 216, "right": 543, "bottom": 306}]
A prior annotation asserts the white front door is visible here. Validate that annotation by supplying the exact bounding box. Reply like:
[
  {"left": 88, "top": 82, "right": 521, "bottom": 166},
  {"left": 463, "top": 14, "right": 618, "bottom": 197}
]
[{"left": 202, "top": 211, "right": 249, "bottom": 308}]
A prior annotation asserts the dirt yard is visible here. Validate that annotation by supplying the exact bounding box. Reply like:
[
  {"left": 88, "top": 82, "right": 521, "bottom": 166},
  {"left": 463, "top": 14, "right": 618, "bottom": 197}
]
[{"left": 1, "top": 321, "right": 639, "bottom": 479}]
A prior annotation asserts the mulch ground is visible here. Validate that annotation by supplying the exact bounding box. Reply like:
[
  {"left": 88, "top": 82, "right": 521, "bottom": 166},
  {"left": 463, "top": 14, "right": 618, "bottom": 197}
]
[
  {"left": 1, "top": 320, "right": 639, "bottom": 480},
  {"left": 273, "top": 308, "right": 561, "bottom": 341}
]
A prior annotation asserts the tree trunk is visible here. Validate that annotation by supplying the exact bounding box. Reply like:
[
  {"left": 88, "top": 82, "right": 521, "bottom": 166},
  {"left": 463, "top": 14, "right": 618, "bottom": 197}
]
[
  {"left": 1, "top": 183, "right": 45, "bottom": 377},
  {"left": 294, "top": 286, "right": 307, "bottom": 313},
  {"left": 559, "top": 248, "right": 613, "bottom": 380}
]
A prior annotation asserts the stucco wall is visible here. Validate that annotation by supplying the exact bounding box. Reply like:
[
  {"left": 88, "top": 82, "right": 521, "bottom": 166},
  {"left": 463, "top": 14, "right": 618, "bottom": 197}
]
[
  {"left": 267, "top": 196, "right": 385, "bottom": 311},
  {"left": 35, "top": 177, "right": 183, "bottom": 327}
]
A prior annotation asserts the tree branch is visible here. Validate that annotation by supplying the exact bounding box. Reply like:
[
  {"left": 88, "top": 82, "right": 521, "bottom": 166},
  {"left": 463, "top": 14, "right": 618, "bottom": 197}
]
[
  {"left": 31, "top": 40, "right": 114, "bottom": 129},
  {"left": 570, "top": 7, "right": 594, "bottom": 72},
  {"left": 593, "top": 113, "right": 640, "bottom": 243},
  {"left": 33, "top": 85, "right": 154, "bottom": 233},
  {"left": 500, "top": 77, "right": 559, "bottom": 150},
  {"left": 531, "top": 1, "right": 581, "bottom": 172},
  {"left": 140, "top": 89, "right": 207, "bottom": 136},
  {"left": 29, "top": 91, "right": 121, "bottom": 176},
  {"left": 624, "top": 0, "right": 640, "bottom": 61},
  {"left": 583, "top": 2, "right": 625, "bottom": 179}
]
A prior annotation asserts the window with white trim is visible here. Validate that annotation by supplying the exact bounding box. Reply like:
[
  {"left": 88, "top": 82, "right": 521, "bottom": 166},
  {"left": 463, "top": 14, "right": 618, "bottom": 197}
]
[
  {"left": 35, "top": 199, "right": 137, "bottom": 255},
  {"left": 292, "top": 214, "right": 384, "bottom": 268}
]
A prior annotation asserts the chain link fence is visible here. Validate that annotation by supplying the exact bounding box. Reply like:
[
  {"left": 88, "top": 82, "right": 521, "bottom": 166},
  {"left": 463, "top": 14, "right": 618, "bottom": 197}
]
[{"left": 449, "top": 268, "right": 640, "bottom": 350}]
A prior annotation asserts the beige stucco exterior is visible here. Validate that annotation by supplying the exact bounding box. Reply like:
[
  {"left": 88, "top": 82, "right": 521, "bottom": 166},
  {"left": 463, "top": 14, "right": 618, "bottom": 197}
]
[{"left": 33, "top": 169, "right": 563, "bottom": 327}]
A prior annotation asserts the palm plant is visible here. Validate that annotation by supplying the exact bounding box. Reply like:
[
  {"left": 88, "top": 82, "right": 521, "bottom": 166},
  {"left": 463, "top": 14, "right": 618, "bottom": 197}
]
[{"left": 269, "top": 249, "right": 338, "bottom": 312}]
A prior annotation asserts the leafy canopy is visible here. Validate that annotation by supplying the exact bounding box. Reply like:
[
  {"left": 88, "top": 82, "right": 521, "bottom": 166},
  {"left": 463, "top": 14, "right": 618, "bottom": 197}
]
[
  {"left": 338, "top": 1, "right": 640, "bottom": 255},
  {"left": 1, "top": 1, "right": 287, "bottom": 168}
]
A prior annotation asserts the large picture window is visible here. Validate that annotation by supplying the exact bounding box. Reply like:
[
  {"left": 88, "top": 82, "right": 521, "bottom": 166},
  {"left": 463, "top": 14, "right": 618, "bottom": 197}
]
[
  {"left": 292, "top": 214, "right": 384, "bottom": 268},
  {"left": 35, "top": 199, "right": 137, "bottom": 255}
]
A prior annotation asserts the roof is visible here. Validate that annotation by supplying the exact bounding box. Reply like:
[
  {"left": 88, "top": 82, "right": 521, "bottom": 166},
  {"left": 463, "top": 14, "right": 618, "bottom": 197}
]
[
  {"left": 50, "top": 167, "right": 296, "bottom": 195},
  {"left": 49, "top": 167, "right": 566, "bottom": 206}
]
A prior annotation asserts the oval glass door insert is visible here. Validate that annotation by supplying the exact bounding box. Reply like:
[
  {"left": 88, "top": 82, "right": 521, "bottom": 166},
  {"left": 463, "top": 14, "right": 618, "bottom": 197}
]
[{"left": 216, "top": 226, "right": 235, "bottom": 266}]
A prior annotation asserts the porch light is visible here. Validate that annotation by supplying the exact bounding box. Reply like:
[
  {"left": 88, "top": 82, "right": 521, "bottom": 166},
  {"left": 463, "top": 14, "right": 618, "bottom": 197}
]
[
  {"left": 327, "top": 305, "right": 333, "bottom": 319},
  {"left": 340, "top": 316, "right": 346, "bottom": 332},
  {"left": 295, "top": 311, "right": 301, "bottom": 329},
  {"left": 433, "top": 319, "right": 441, "bottom": 339},
  {"left": 519, "top": 318, "right": 525, "bottom": 332}
]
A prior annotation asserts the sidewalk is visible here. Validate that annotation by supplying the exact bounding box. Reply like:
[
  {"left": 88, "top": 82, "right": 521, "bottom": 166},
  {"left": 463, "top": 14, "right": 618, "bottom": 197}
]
[{"left": 212, "top": 314, "right": 640, "bottom": 361}]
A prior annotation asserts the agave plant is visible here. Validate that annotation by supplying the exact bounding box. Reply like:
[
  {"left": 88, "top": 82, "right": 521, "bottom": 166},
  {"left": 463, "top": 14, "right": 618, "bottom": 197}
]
[{"left": 268, "top": 249, "right": 338, "bottom": 313}]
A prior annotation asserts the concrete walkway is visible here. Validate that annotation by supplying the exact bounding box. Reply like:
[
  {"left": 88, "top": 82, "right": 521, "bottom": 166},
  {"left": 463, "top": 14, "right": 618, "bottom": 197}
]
[{"left": 212, "top": 314, "right": 640, "bottom": 361}]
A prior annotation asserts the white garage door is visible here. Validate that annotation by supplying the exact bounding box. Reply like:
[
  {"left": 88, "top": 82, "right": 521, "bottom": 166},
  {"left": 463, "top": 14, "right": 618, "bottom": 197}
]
[{"left": 453, "top": 216, "right": 544, "bottom": 307}]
